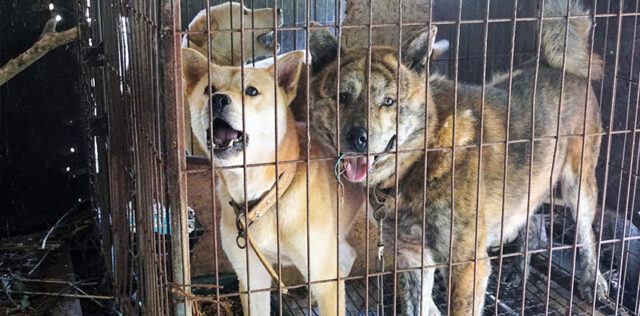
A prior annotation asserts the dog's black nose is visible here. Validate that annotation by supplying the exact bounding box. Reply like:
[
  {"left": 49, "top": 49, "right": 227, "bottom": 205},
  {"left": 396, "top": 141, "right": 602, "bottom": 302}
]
[
  {"left": 211, "top": 94, "right": 231, "bottom": 111},
  {"left": 277, "top": 8, "right": 282, "bottom": 15},
  {"left": 346, "top": 127, "right": 367, "bottom": 153}
]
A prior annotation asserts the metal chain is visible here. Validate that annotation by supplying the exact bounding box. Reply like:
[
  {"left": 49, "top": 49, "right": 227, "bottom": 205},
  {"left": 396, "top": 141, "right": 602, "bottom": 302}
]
[{"left": 374, "top": 204, "right": 387, "bottom": 316}]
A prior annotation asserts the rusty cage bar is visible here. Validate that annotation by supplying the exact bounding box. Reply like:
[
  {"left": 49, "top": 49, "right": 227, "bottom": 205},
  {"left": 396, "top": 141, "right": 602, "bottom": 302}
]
[{"left": 78, "top": 0, "right": 640, "bottom": 315}]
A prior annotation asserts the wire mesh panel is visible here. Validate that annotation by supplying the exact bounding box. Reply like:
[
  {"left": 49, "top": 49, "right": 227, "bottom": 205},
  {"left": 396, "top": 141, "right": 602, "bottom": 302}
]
[
  {"left": 79, "top": 0, "right": 640, "bottom": 315},
  {"left": 77, "top": 0, "right": 191, "bottom": 314}
]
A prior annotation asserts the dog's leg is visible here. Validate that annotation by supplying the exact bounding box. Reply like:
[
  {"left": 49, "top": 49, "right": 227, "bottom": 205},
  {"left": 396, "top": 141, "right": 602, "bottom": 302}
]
[
  {"left": 339, "top": 238, "right": 356, "bottom": 277},
  {"left": 450, "top": 227, "right": 490, "bottom": 316},
  {"left": 220, "top": 215, "right": 272, "bottom": 316},
  {"left": 561, "top": 150, "right": 607, "bottom": 302},
  {"left": 395, "top": 248, "right": 440, "bottom": 316},
  {"left": 450, "top": 255, "right": 490, "bottom": 316},
  {"left": 504, "top": 224, "right": 533, "bottom": 286},
  {"left": 421, "top": 262, "right": 441, "bottom": 316},
  {"left": 287, "top": 235, "right": 345, "bottom": 316}
]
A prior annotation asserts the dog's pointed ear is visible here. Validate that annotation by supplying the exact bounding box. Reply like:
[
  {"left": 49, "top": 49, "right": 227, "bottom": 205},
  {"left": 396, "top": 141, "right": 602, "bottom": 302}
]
[
  {"left": 187, "top": 11, "right": 217, "bottom": 47},
  {"left": 270, "top": 51, "right": 305, "bottom": 100},
  {"left": 309, "top": 21, "right": 339, "bottom": 73},
  {"left": 401, "top": 25, "right": 438, "bottom": 73},
  {"left": 182, "top": 48, "right": 209, "bottom": 89}
]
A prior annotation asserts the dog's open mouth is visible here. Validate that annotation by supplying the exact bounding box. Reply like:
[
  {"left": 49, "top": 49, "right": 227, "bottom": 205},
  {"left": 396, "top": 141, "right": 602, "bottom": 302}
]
[
  {"left": 339, "top": 135, "right": 396, "bottom": 182},
  {"left": 257, "top": 31, "right": 277, "bottom": 48},
  {"left": 208, "top": 118, "right": 247, "bottom": 157}
]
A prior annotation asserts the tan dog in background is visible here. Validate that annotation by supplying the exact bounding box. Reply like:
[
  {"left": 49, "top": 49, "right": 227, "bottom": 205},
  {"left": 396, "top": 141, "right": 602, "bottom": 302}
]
[
  {"left": 182, "top": 1, "right": 282, "bottom": 66},
  {"left": 182, "top": 47, "right": 364, "bottom": 316},
  {"left": 183, "top": 1, "right": 283, "bottom": 155}
]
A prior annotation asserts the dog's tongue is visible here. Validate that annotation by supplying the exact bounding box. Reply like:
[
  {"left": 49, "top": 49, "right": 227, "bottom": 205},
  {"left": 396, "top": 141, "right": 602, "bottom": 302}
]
[
  {"left": 213, "top": 125, "right": 238, "bottom": 147},
  {"left": 344, "top": 156, "right": 372, "bottom": 182}
]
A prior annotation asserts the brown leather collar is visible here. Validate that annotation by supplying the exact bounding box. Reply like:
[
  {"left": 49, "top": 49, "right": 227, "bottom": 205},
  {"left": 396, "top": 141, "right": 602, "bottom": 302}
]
[{"left": 228, "top": 163, "right": 298, "bottom": 227}]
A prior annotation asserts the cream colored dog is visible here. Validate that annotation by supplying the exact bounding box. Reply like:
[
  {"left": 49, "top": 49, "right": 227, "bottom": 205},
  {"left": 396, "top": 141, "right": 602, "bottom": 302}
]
[
  {"left": 182, "top": 47, "right": 364, "bottom": 316},
  {"left": 183, "top": 2, "right": 283, "bottom": 156},
  {"left": 182, "top": 1, "right": 282, "bottom": 66}
]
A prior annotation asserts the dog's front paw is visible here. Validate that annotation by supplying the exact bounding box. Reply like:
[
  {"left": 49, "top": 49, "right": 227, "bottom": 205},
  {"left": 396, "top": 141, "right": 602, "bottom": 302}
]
[
  {"left": 503, "top": 260, "right": 528, "bottom": 286},
  {"left": 578, "top": 273, "right": 608, "bottom": 302}
]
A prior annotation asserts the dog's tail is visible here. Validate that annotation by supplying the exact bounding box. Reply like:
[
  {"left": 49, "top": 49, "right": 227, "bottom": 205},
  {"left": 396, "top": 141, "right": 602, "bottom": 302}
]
[{"left": 542, "top": 0, "right": 603, "bottom": 79}]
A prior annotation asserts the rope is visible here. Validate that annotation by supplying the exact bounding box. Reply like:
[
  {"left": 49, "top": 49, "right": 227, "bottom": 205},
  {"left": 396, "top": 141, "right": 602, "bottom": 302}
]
[{"left": 333, "top": 153, "right": 346, "bottom": 181}]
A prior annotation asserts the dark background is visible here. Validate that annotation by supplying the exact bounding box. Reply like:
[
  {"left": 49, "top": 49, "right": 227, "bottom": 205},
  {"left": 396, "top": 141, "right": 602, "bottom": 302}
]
[{"left": 0, "top": 0, "right": 90, "bottom": 237}]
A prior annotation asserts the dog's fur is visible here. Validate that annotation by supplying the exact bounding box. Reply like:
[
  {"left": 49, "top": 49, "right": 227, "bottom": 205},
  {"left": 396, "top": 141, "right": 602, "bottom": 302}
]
[
  {"left": 183, "top": 1, "right": 282, "bottom": 156},
  {"left": 306, "top": 0, "right": 605, "bottom": 314},
  {"left": 182, "top": 48, "right": 364, "bottom": 316},
  {"left": 182, "top": 2, "right": 282, "bottom": 66}
]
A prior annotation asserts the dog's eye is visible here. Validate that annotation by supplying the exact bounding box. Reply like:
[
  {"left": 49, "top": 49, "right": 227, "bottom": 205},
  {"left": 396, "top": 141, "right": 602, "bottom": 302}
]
[
  {"left": 204, "top": 85, "right": 216, "bottom": 95},
  {"left": 339, "top": 92, "right": 349, "bottom": 103},
  {"left": 382, "top": 97, "right": 396, "bottom": 107},
  {"left": 245, "top": 86, "right": 259, "bottom": 96}
]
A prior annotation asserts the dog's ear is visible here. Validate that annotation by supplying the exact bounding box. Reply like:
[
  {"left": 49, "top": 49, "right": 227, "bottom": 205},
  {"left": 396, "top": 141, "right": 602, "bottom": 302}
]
[
  {"left": 270, "top": 51, "right": 305, "bottom": 100},
  {"left": 401, "top": 25, "right": 438, "bottom": 73},
  {"left": 187, "top": 11, "right": 218, "bottom": 47},
  {"left": 309, "top": 21, "right": 339, "bottom": 73},
  {"left": 182, "top": 48, "right": 209, "bottom": 90}
]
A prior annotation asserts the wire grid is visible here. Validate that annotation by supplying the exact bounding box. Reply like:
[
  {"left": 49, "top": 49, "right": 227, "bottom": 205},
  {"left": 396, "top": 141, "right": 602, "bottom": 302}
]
[
  {"left": 77, "top": 0, "right": 190, "bottom": 314},
  {"left": 276, "top": 255, "right": 634, "bottom": 316},
  {"left": 80, "top": 0, "right": 640, "bottom": 315}
]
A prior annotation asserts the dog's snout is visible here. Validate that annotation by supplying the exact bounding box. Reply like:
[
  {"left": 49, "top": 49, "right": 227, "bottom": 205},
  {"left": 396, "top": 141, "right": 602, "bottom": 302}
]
[
  {"left": 212, "top": 94, "right": 231, "bottom": 111},
  {"left": 346, "top": 127, "right": 368, "bottom": 153}
]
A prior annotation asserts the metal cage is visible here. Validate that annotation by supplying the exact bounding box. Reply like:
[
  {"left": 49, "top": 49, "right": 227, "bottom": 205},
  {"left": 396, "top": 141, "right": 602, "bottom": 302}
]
[{"left": 78, "top": 0, "right": 640, "bottom": 315}]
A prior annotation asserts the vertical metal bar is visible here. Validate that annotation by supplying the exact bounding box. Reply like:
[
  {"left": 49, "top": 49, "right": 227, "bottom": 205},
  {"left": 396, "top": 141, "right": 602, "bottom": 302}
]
[
  {"left": 606, "top": 6, "right": 632, "bottom": 303},
  {"left": 333, "top": 0, "right": 343, "bottom": 314},
  {"left": 202, "top": 0, "right": 223, "bottom": 314},
  {"left": 541, "top": 0, "right": 575, "bottom": 313},
  {"left": 392, "top": 1, "right": 403, "bottom": 314},
  {"left": 270, "top": 0, "right": 284, "bottom": 314},
  {"left": 631, "top": 136, "right": 640, "bottom": 315},
  {"left": 494, "top": 0, "right": 520, "bottom": 313},
  {"left": 420, "top": 2, "right": 434, "bottom": 315},
  {"left": 305, "top": 11, "right": 313, "bottom": 316},
  {"left": 151, "top": 4, "right": 169, "bottom": 309},
  {"left": 473, "top": 0, "right": 491, "bottom": 313},
  {"left": 237, "top": 0, "right": 253, "bottom": 314},
  {"left": 304, "top": 1, "right": 312, "bottom": 315},
  {"left": 293, "top": 0, "right": 298, "bottom": 49},
  {"left": 364, "top": 0, "right": 373, "bottom": 312},
  {"left": 161, "top": 0, "right": 191, "bottom": 314},
  {"left": 251, "top": 0, "right": 257, "bottom": 63},
  {"left": 615, "top": 72, "right": 640, "bottom": 315},
  {"left": 609, "top": 4, "right": 630, "bottom": 277},
  {"left": 613, "top": 2, "right": 640, "bottom": 310},
  {"left": 592, "top": 1, "right": 625, "bottom": 315},
  {"left": 335, "top": 2, "right": 343, "bottom": 314},
  {"left": 446, "top": 0, "right": 462, "bottom": 314}
]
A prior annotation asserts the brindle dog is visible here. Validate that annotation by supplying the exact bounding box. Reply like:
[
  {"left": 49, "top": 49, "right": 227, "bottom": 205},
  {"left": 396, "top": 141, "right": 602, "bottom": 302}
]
[{"left": 305, "top": 0, "right": 605, "bottom": 314}]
